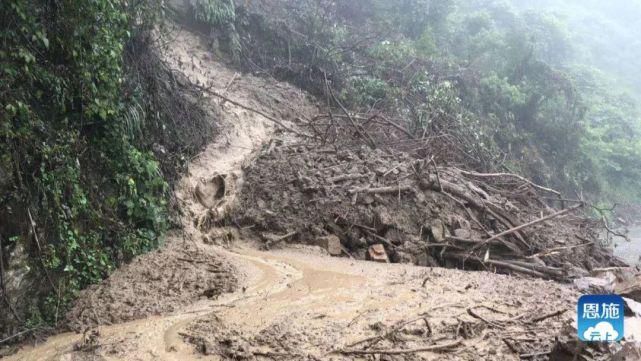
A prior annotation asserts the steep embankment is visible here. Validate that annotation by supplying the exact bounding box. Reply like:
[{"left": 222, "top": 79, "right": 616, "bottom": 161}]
[{"left": 4, "top": 22, "right": 629, "bottom": 361}]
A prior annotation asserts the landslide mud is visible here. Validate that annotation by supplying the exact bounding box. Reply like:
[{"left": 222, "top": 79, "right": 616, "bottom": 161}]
[{"left": 4, "top": 20, "right": 618, "bottom": 361}]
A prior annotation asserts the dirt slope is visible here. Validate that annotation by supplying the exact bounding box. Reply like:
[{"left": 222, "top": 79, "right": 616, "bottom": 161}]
[{"left": 3, "top": 24, "right": 612, "bottom": 361}]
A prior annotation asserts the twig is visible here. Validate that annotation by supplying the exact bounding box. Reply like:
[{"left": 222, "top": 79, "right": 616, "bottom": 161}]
[
  {"left": 446, "top": 254, "right": 549, "bottom": 278},
  {"left": 502, "top": 338, "right": 520, "bottom": 354},
  {"left": 375, "top": 114, "right": 414, "bottom": 139},
  {"left": 338, "top": 339, "right": 462, "bottom": 355},
  {"left": 530, "top": 309, "right": 567, "bottom": 323},
  {"left": 196, "top": 84, "right": 311, "bottom": 138},
  {"left": 453, "top": 168, "right": 561, "bottom": 197},
  {"left": 526, "top": 242, "right": 592, "bottom": 259},
  {"left": 0, "top": 327, "right": 38, "bottom": 345},
  {"left": 421, "top": 175, "right": 528, "bottom": 252},
  {"left": 223, "top": 72, "right": 239, "bottom": 92},
  {"left": 471, "top": 204, "right": 583, "bottom": 251},
  {"left": 27, "top": 209, "right": 57, "bottom": 296},
  {"left": 362, "top": 229, "right": 395, "bottom": 249},
  {"left": 327, "top": 85, "right": 377, "bottom": 149},
  {"left": 328, "top": 173, "right": 368, "bottom": 183},
  {"left": 467, "top": 307, "right": 504, "bottom": 329},
  {"left": 520, "top": 350, "right": 552, "bottom": 358},
  {"left": 264, "top": 231, "right": 298, "bottom": 248},
  {"left": 349, "top": 185, "right": 412, "bottom": 194}
]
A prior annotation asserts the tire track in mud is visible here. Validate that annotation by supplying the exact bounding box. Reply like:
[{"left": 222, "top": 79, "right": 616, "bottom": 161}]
[{"left": 6, "top": 247, "right": 364, "bottom": 361}]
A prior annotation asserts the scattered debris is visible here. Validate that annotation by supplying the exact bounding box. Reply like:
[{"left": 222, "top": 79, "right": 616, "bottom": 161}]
[{"left": 236, "top": 138, "right": 626, "bottom": 280}]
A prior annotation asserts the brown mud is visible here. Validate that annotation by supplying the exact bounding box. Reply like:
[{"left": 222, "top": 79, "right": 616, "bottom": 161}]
[{"left": 3, "top": 19, "right": 632, "bottom": 361}]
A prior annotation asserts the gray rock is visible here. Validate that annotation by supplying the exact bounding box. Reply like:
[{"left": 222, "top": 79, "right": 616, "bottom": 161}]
[
  {"left": 315, "top": 235, "right": 342, "bottom": 256},
  {"left": 429, "top": 219, "right": 446, "bottom": 243},
  {"left": 573, "top": 276, "right": 614, "bottom": 293}
]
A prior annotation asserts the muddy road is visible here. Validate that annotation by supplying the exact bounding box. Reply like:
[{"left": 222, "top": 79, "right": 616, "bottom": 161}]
[
  {"left": 6, "top": 24, "right": 588, "bottom": 361},
  {"left": 8, "top": 244, "right": 580, "bottom": 360}
]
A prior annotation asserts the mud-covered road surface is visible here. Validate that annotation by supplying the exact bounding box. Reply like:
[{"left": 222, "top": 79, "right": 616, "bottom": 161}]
[
  {"left": 8, "top": 243, "right": 581, "bottom": 361},
  {"left": 5, "top": 23, "right": 590, "bottom": 361}
]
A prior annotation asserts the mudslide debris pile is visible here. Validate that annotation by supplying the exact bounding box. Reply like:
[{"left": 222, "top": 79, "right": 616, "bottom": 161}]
[
  {"left": 65, "top": 240, "right": 236, "bottom": 331},
  {"left": 235, "top": 139, "right": 625, "bottom": 281}
]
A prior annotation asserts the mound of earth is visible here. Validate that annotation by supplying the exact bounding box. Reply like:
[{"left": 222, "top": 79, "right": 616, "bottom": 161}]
[
  {"left": 234, "top": 139, "right": 625, "bottom": 280},
  {"left": 65, "top": 237, "right": 236, "bottom": 331}
]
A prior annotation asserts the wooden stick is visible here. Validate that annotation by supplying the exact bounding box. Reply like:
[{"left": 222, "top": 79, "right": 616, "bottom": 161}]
[
  {"left": 327, "top": 86, "right": 377, "bottom": 149},
  {"left": 328, "top": 173, "right": 368, "bottom": 183},
  {"left": 526, "top": 242, "right": 592, "bottom": 259},
  {"left": 338, "top": 339, "right": 462, "bottom": 355},
  {"left": 530, "top": 309, "right": 567, "bottom": 323},
  {"left": 453, "top": 168, "right": 561, "bottom": 197},
  {"left": 376, "top": 114, "right": 414, "bottom": 139},
  {"left": 446, "top": 253, "right": 549, "bottom": 278},
  {"left": 422, "top": 176, "right": 528, "bottom": 252},
  {"left": 471, "top": 204, "right": 583, "bottom": 251},
  {"left": 196, "top": 85, "right": 311, "bottom": 138},
  {"left": 0, "top": 327, "right": 38, "bottom": 345},
  {"left": 520, "top": 350, "right": 552, "bottom": 358},
  {"left": 349, "top": 185, "right": 412, "bottom": 194}
]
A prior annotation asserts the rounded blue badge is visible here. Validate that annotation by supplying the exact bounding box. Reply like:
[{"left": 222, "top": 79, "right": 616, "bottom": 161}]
[{"left": 577, "top": 294, "right": 624, "bottom": 342}]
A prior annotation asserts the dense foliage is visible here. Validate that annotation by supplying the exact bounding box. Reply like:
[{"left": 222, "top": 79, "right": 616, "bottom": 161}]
[
  {"left": 216, "top": 0, "right": 641, "bottom": 202},
  {"left": 0, "top": 0, "right": 173, "bottom": 331}
]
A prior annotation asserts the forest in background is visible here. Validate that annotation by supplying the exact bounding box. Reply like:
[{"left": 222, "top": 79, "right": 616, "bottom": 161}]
[
  {"left": 217, "top": 0, "right": 641, "bottom": 203},
  {"left": 1, "top": 0, "right": 640, "bottom": 338}
]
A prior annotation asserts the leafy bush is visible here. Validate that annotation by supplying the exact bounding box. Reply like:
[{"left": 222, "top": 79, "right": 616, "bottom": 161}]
[{"left": 0, "top": 0, "right": 171, "bottom": 331}]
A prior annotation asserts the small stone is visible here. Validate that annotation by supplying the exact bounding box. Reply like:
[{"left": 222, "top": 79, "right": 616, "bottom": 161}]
[
  {"left": 374, "top": 206, "right": 394, "bottom": 227},
  {"left": 360, "top": 195, "right": 375, "bottom": 205},
  {"left": 453, "top": 228, "right": 471, "bottom": 239},
  {"left": 615, "top": 274, "right": 641, "bottom": 302},
  {"left": 315, "top": 235, "right": 342, "bottom": 256},
  {"left": 416, "top": 252, "right": 438, "bottom": 267},
  {"left": 368, "top": 244, "right": 389, "bottom": 263}
]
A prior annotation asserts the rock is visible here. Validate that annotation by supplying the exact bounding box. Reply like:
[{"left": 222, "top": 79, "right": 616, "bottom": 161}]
[
  {"left": 385, "top": 228, "right": 406, "bottom": 246},
  {"left": 194, "top": 174, "right": 226, "bottom": 209},
  {"left": 624, "top": 297, "right": 641, "bottom": 317},
  {"left": 615, "top": 274, "right": 641, "bottom": 302},
  {"left": 360, "top": 194, "right": 375, "bottom": 205},
  {"left": 429, "top": 219, "right": 446, "bottom": 243},
  {"left": 374, "top": 206, "right": 394, "bottom": 228},
  {"left": 453, "top": 228, "right": 471, "bottom": 239},
  {"left": 367, "top": 244, "right": 389, "bottom": 263},
  {"left": 573, "top": 276, "right": 615, "bottom": 294},
  {"left": 416, "top": 252, "right": 438, "bottom": 267},
  {"left": 612, "top": 343, "right": 641, "bottom": 361},
  {"left": 315, "top": 235, "right": 342, "bottom": 256}
]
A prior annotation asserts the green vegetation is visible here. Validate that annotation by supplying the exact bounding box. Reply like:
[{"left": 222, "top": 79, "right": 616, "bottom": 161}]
[
  {"left": 0, "top": 0, "right": 174, "bottom": 330},
  {"left": 225, "top": 0, "right": 641, "bottom": 202}
]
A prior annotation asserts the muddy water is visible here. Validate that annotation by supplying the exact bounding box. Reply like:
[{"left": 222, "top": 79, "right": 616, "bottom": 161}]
[{"left": 613, "top": 225, "right": 641, "bottom": 266}]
